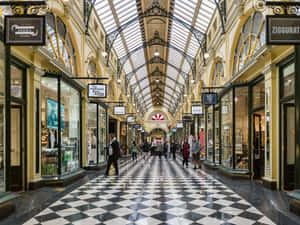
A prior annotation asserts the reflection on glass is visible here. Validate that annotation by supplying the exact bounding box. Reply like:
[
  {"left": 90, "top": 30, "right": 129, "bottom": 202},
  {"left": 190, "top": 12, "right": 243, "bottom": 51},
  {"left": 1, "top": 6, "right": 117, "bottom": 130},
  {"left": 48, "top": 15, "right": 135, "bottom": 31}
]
[
  {"left": 252, "top": 80, "right": 265, "bottom": 109},
  {"left": 206, "top": 106, "right": 213, "bottom": 162},
  {"left": 61, "top": 81, "right": 80, "bottom": 175},
  {"left": 87, "top": 104, "right": 97, "bottom": 165},
  {"left": 41, "top": 78, "right": 58, "bottom": 176},
  {"left": 98, "top": 105, "right": 107, "bottom": 163},
  {"left": 0, "top": 41, "right": 5, "bottom": 192},
  {"left": 215, "top": 107, "right": 220, "bottom": 165},
  {"left": 282, "top": 62, "right": 295, "bottom": 98},
  {"left": 11, "top": 66, "right": 23, "bottom": 99},
  {"left": 235, "top": 87, "right": 249, "bottom": 170},
  {"left": 221, "top": 90, "right": 233, "bottom": 168}
]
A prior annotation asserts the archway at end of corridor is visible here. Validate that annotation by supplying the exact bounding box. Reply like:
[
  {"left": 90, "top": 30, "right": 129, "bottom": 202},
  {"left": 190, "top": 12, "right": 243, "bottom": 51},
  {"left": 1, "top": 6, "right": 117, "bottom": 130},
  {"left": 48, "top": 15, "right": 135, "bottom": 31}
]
[{"left": 149, "top": 128, "right": 167, "bottom": 142}]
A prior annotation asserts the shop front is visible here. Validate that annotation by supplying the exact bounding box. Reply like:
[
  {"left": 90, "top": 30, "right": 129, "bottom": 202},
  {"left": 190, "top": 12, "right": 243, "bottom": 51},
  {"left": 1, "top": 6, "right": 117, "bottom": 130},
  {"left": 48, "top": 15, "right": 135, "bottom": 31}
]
[
  {"left": 109, "top": 117, "right": 118, "bottom": 139},
  {"left": 86, "top": 103, "right": 107, "bottom": 167},
  {"left": 219, "top": 84, "right": 249, "bottom": 175},
  {"left": 204, "top": 104, "right": 220, "bottom": 167},
  {"left": 278, "top": 55, "right": 296, "bottom": 191},
  {"left": 120, "top": 121, "right": 127, "bottom": 152},
  {"left": 41, "top": 74, "right": 83, "bottom": 177},
  {"left": 0, "top": 41, "right": 5, "bottom": 194}
]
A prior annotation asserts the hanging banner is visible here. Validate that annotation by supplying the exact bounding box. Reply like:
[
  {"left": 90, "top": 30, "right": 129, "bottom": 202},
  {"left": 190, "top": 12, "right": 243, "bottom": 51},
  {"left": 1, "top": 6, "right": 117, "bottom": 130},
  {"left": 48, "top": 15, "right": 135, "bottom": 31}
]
[
  {"left": 114, "top": 106, "right": 126, "bottom": 115},
  {"left": 88, "top": 84, "right": 107, "bottom": 98},
  {"left": 191, "top": 105, "right": 203, "bottom": 115},
  {"left": 266, "top": 15, "right": 300, "bottom": 45},
  {"left": 4, "top": 15, "right": 46, "bottom": 45}
]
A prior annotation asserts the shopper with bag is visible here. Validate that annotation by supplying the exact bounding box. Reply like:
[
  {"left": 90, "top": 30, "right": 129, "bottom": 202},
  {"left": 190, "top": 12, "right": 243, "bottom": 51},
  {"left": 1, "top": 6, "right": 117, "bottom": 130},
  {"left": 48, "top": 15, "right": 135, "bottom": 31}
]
[{"left": 105, "top": 136, "right": 120, "bottom": 176}]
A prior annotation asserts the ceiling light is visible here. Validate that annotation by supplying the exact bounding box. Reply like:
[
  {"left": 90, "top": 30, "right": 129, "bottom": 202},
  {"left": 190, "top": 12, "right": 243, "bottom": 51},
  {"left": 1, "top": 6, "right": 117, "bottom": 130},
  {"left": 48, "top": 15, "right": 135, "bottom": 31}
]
[
  {"left": 102, "top": 51, "right": 108, "bottom": 57},
  {"left": 127, "top": 94, "right": 130, "bottom": 97},
  {"left": 133, "top": 104, "right": 135, "bottom": 106},
  {"left": 191, "top": 80, "right": 195, "bottom": 84},
  {"left": 184, "top": 94, "right": 187, "bottom": 97},
  {"left": 156, "top": 79, "right": 159, "bottom": 83},
  {"left": 204, "top": 53, "right": 209, "bottom": 59},
  {"left": 154, "top": 51, "right": 160, "bottom": 57},
  {"left": 117, "top": 79, "right": 121, "bottom": 83}
]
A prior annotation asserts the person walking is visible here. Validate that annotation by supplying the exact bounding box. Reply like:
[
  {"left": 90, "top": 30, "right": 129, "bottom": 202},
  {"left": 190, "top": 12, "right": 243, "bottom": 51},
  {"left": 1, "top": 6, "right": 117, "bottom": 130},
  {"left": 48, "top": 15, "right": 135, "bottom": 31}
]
[
  {"left": 130, "top": 141, "right": 138, "bottom": 162},
  {"left": 167, "top": 141, "right": 171, "bottom": 159},
  {"left": 191, "top": 136, "right": 201, "bottom": 169},
  {"left": 171, "top": 141, "right": 176, "bottom": 160},
  {"left": 182, "top": 138, "right": 190, "bottom": 168},
  {"left": 143, "top": 141, "right": 150, "bottom": 161},
  {"left": 105, "top": 136, "right": 120, "bottom": 176}
]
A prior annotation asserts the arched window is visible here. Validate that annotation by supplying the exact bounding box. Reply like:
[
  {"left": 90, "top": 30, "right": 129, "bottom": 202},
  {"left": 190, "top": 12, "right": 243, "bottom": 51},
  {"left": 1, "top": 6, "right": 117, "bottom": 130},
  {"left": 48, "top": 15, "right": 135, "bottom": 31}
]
[
  {"left": 233, "top": 12, "right": 265, "bottom": 74},
  {"left": 88, "top": 61, "right": 97, "bottom": 83},
  {"left": 152, "top": 114, "right": 165, "bottom": 120},
  {"left": 212, "top": 61, "right": 224, "bottom": 86},
  {"left": 46, "top": 13, "right": 77, "bottom": 74}
]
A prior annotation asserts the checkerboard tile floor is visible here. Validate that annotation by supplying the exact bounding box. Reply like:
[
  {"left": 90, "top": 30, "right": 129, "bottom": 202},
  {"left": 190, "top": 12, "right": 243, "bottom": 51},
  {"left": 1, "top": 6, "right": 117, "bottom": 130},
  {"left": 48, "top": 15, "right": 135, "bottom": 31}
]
[{"left": 23, "top": 157, "right": 275, "bottom": 225}]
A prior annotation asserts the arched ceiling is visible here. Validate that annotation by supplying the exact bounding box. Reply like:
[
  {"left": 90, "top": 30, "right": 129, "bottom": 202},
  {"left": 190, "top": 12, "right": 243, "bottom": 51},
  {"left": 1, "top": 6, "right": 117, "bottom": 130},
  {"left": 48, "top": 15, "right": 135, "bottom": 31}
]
[{"left": 95, "top": 0, "right": 217, "bottom": 115}]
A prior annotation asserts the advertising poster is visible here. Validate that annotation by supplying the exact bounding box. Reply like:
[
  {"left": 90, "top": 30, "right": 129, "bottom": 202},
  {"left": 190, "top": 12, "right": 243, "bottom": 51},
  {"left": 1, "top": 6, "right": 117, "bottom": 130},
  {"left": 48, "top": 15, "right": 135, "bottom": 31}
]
[{"left": 47, "top": 98, "right": 65, "bottom": 131}]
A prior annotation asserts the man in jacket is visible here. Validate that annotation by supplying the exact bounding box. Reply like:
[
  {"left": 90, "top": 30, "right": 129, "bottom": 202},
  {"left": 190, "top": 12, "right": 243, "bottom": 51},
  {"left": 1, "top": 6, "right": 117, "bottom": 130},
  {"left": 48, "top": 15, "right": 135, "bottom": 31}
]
[{"left": 105, "top": 136, "right": 120, "bottom": 176}]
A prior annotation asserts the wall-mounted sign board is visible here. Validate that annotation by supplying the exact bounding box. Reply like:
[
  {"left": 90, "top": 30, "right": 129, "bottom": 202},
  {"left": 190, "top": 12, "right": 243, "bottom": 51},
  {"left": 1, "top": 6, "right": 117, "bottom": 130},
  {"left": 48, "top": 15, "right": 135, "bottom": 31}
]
[
  {"left": 176, "top": 123, "right": 183, "bottom": 128},
  {"left": 127, "top": 116, "right": 135, "bottom": 123},
  {"left": 202, "top": 93, "right": 218, "bottom": 105},
  {"left": 114, "top": 106, "right": 126, "bottom": 115},
  {"left": 88, "top": 84, "right": 107, "bottom": 98},
  {"left": 266, "top": 15, "right": 300, "bottom": 45},
  {"left": 4, "top": 15, "right": 46, "bottom": 45},
  {"left": 191, "top": 105, "right": 203, "bottom": 115}
]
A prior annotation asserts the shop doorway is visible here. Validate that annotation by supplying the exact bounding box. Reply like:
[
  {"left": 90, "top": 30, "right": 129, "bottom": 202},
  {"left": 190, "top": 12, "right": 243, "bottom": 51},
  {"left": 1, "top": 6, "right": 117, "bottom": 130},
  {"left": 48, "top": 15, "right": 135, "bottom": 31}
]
[
  {"left": 10, "top": 105, "right": 23, "bottom": 191},
  {"left": 282, "top": 103, "right": 295, "bottom": 190},
  {"left": 252, "top": 109, "right": 265, "bottom": 180}
]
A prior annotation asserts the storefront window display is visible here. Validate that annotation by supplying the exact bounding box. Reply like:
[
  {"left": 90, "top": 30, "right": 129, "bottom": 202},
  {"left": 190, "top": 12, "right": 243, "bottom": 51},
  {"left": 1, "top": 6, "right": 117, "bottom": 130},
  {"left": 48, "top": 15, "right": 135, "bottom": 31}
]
[
  {"left": 98, "top": 105, "right": 107, "bottom": 163},
  {"left": 87, "top": 104, "right": 97, "bottom": 165},
  {"left": 221, "top": 90, "right": 233, "bottom": 168},
  {"left": 215, "top": 106, "right": 220, "bottom": 165},
  {"left": 41, "top": 76, "right": 81, "bottom": 176},
  {"left": 235, "top": 87, "right": 249, "bottom": 170},
  {"left": 206, "top": 106, "right": 214, "bottom": 162},
  {"left": 0, "top": 41, "right": 5, "bottom": 192},
  {"left": 280, "top": 57, "right": 295, "bottom": 190}
]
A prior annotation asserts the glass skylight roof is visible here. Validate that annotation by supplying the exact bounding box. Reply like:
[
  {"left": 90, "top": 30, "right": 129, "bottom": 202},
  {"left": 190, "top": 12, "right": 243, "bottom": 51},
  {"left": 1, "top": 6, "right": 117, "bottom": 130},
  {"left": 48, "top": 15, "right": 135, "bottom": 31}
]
[{"left": 95, "top": 0, "right": 216, "bottom": 111}]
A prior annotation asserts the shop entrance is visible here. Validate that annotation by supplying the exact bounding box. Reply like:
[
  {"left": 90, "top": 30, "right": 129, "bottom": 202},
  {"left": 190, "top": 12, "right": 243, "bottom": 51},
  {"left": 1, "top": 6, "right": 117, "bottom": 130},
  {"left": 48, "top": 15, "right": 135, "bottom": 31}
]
[
  {"left": 282, "top": 103, "right": 295, "bottom": 190},
  {"left": 252, "top": 109, "right": 265, "bottom": 180},
  {"left": 10, "top": 105, "right": 23, "bottom": 191}
]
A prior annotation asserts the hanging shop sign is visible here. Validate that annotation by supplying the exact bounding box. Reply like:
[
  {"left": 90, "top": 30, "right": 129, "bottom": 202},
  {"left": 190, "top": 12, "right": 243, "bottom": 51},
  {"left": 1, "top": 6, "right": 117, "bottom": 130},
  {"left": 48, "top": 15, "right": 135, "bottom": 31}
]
[
  {"left": 172, "top": 128, "right": 177, "bottom": 132},
  {"left": 183, "top": 116, "right": 193, "bottom": 122},
  {"left": 202, "top": 93, "right": 218, "bottom": 105},
  {"left": 114, "top": 106, "right": 126, "bottom": 115},
  {"left": 127, "top": 116, "right": 135, "bottom": 123},
  {"left": 266, "top": 15, "right": 300, "bottom": 45},
  {"left": 191, "top": 105, "right": 203, "bottom": 115},
  {"left": 222, "top": 105, "right": 229, "bottom": 114},
  {"left": 88, "top": 83, "right": 107, "bottom": 98},
  {"left": 176, "top": 123, "right": 183, "bottom": 128},
  {"left": 4, "top": 15, "right": 46, "bottom": 45}
]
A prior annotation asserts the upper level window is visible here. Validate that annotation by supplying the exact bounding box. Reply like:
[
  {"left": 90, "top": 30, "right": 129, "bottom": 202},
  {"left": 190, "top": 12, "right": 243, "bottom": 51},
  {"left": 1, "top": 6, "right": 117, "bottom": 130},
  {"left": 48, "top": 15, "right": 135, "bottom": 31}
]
[
  {"left": 233, "top": 12, "right": 265, "bottom": 75},
  {"left": 212, "top": 61, "right": 224, "bottom": 86},
  {"left": 46, "top": 13, "right": 77, "bottom": 75}
]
